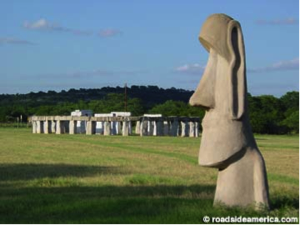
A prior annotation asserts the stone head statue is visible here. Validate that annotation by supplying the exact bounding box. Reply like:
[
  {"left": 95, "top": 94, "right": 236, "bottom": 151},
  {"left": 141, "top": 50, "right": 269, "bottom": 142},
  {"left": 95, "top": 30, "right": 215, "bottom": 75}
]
[{"left": 190, "top": 14, "right": 269, "bottom": 209}]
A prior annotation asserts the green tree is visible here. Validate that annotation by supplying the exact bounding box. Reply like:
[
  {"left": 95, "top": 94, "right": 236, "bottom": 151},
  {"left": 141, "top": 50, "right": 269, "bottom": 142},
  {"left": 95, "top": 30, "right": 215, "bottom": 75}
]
[
  {"left": 149, "top": 100, "right": 205, "bottom": 118},
  {"left": 281, "top": 110, "right": 299, "bottom": 134}
]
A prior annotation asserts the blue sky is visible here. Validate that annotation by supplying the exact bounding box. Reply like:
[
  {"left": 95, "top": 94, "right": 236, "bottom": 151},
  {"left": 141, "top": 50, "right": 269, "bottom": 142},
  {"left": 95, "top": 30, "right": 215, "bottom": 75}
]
[{"left": 0, "top": 0, "right": 298, "bottom": 96}]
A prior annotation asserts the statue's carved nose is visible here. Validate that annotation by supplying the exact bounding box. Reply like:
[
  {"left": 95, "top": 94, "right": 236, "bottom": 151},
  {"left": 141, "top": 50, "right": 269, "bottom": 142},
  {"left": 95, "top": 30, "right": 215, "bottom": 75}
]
[
  {"left": 189, "top": 89, "right": 214, "bottom": 109},
  {"left": 189, "top": 49, "right": 217, "bottom": 109}
]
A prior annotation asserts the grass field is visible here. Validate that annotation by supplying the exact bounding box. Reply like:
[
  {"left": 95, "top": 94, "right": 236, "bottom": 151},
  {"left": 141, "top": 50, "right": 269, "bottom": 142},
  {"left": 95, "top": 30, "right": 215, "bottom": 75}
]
[{"left": 0, "top": 128, "right": 298, "bottom": 223}]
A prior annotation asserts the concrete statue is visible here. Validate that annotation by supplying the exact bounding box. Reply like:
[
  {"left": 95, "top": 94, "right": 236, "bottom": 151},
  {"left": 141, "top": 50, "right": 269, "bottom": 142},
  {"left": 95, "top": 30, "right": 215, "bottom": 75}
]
[{"left": 189, "top": 14, "right": 269, "bottom": 209}]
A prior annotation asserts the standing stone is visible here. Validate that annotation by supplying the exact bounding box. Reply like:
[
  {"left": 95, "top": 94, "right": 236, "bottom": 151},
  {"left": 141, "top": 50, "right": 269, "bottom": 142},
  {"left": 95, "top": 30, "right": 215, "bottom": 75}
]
[
  {"left": 135, "top": 121, "right": 141, "bottom": 135},
  {"left": 32, "top": 121, "right": 37, "bottom": 133},
  {"left": 104, "top": 121, "right": 111, "bottom": 136},
  {"left": 56, "top": 120, "right": 61, "bottom": 134},
  {"left": 86, "top": 121, "right": 92, "bottom": 135},
  {"left": 36, "top": 121, "right": 43, "bottom": 134},
  {"left": 44, "top": 120, "right": 51, "bottom": 134},
  {"left": 152, "top": 121, "right": 157, "bottom": 136},
  {"left": 128, "top": 121, "right": 132, "bottom": 134},
  {"left": 181, "top": 121, "right": 188, "bottom": 137},
  {"left": 140, "top": 119, "right": 148, "bottom": 136},
  {"left": 122, "top": 121, "right": 129, "bottom": 136},
  {"left": 148, "top": 120, "right": 154, "bottom": 136},
  {"left": 194, "top": 121, "right": 199, "bottom": 137},
  {"left": 69, "top": 120, "right": 76, "bottom": 135},
  {"left": 86, "top": 121, "right": 96, "bottom": 135},
  {"left": 189, "top": 121, "right": 195, "bottom": 137}
]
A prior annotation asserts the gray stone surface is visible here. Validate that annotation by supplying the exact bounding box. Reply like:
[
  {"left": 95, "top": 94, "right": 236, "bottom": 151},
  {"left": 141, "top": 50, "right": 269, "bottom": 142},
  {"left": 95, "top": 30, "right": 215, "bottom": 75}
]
[
  {"left": 104, "top": 122, "right": 111, "bottom": 136},
  {"left": 56, "top": 120, "right": 61, "bottom": 134},
  {"left": 69, "top": 120, "right": 76, "bottom": 135},
  {"left": 32, "top": 121, "right": 37, "bottom": 133},
  {"left": 189, "top": 13, "right": 269, "bottom": 209},
  {"left": 44, "top": 120, "right": 51, "bottom": 134},
  {"left": 180, "top": 121, "right": 189, "bottom": 137},
  {"left": 195, "top": 121, "right": 199, "bottom": 137},
  {"left": 135, "top": 121, "right": 140, "bottom": 135},
  {"left": 36, "top": 121, "right": 43, "bottom": 134},
  {"left": 189, "top": 121, "right": 195, "bottom": 137},
  {"left": 122, "top": 121, "right": 129, "bottom": 136},
  {"left": 140, "top": 119, "right": 148, "bottom": 136}
]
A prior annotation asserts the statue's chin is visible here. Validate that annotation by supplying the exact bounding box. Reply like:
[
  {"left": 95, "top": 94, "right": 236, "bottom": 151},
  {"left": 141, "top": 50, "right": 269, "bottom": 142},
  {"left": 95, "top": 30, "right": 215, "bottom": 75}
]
[{"left": 198, "top": 116, "right": 248, "bottom": 168}]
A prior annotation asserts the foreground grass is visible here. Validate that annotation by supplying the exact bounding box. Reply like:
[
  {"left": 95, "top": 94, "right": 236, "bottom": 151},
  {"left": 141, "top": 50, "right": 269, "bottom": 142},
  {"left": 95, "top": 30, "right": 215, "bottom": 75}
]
[{"left": 0, "top": 128, "right": 298, "bottom": 223}]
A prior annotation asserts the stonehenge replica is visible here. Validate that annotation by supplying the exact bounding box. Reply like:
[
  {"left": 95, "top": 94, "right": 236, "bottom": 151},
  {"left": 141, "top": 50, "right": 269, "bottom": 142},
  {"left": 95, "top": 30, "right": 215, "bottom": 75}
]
[
  {"left": 189, "top": 14, "right": 269, "bottom": 209},
  {"left": 30, "top": 112, "right": 200, "bottom": 137}
]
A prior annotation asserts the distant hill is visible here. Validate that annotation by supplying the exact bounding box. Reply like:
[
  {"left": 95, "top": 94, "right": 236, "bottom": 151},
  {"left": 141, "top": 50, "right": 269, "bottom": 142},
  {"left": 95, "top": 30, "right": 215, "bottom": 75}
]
[{"left": 0, "top": 85, "right": 194, "bottom": 109}]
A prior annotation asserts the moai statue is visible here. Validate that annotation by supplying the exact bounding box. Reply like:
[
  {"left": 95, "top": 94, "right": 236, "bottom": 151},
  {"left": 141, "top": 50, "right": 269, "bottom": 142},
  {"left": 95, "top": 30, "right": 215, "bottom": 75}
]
[{"left": 189, "top": 14, "right": 269, "bottom": 209}]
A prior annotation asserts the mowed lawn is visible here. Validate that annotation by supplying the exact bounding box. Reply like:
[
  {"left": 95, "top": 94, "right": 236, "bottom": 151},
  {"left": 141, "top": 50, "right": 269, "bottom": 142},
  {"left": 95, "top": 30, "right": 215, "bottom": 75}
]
[{"left": 0, "top": 128, "right": 298, "bottom": 223}]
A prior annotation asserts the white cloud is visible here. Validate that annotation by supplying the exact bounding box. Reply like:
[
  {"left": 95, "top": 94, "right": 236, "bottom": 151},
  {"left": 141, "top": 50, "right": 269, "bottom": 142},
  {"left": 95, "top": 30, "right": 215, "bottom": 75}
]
[
  {"left": 256, "top": 18, "right": 298, "bottom": 25},
  {"left": 98, "top": 29, "right": 122, "bottom": 37},
  {"left": 0, "top": 37, "right": 35, "bottom": 45},
  {"left": 174, "top": 63, "right": 205, "bottom": 74},
  {"left": 248, "top": 58, "right": 299, "bottom": 73},
  {"left": 23, "top": 18, "right": 93, "bottom": 36}
]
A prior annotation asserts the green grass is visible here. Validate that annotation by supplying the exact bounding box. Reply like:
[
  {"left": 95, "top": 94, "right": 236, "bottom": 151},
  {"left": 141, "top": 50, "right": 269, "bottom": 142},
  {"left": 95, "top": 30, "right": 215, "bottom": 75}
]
[{"left": 0, "top": 128, "right": 298, "bottom": 223}]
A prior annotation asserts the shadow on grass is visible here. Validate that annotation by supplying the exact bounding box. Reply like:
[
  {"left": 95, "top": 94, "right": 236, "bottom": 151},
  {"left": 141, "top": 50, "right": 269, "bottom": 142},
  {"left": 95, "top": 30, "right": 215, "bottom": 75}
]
[
  {"left": 0, "top": 184, "right": 298, "bottom": 223},
  {"left": 0, "top": 184, "right": 217, "bottom": 223},
  {"left": 0, "top": 163, "right": 124, "bottom": 181},
  {"left": 0, "top": 163, "right": 298, "bottom": 223},
  {"left": 271, "top": 195, "right": 299, "bottom": 210}
]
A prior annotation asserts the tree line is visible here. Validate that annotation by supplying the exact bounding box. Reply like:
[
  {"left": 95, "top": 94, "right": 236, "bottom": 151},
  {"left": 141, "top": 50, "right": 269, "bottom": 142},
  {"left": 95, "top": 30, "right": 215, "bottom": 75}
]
[{"left": 0, "top": 86, "right": 298, "bottom": 134}]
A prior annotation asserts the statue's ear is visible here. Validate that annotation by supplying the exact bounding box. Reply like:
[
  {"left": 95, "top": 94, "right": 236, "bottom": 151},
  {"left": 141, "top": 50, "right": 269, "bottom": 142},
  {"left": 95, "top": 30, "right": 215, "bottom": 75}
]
[{"left": 227, "top": 20, "right": 247, "bottom": 120}]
